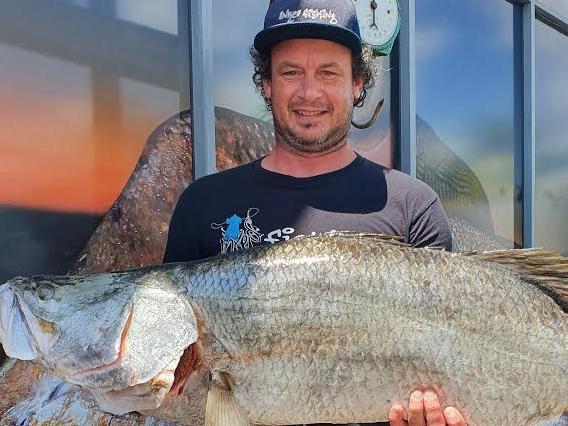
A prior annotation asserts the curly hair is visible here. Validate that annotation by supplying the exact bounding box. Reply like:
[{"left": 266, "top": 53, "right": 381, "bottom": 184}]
[{"left": 250, "top": 44, "right": 376, "bottom": 111}]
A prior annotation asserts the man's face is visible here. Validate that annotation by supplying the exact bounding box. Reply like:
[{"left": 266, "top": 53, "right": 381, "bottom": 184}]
[{"left": 263, "top": 38, "right": 363, "bottom": 154}]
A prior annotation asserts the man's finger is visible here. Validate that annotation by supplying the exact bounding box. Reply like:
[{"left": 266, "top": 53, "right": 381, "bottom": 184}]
[
  {"left": 389, "top": 405, "right": 408, "bottom": 426},
  {"left": 423, "top": 390, "right": 446, "bottom": 426},
  {"left": 407, "top": 390, "right": 426, "bottom": 426},
  {"left": 443, "top": 406, "right": 467, "bottom": 426}
]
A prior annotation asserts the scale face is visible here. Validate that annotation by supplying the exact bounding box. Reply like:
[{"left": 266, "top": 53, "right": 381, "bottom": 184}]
[{"left": 352, "top": 0, "right": 401, "bottom": 55}]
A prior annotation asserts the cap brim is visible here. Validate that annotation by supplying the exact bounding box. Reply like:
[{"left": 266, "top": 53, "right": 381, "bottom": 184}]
[{"left": 254, "top": 22, "right": 362, "bottom": 54}]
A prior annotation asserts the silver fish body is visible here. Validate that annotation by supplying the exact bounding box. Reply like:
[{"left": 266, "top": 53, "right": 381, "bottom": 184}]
[
  {"left": 155, "top": 233, "right": 567, "bottom": 426},
  {"left": 1, "top": 232, "right": 567, "bottom": 425}
]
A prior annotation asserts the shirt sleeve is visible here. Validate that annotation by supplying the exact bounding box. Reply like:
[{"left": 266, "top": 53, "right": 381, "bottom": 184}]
[{"left": 408, "top": 195, "right": 453, "bottom": 251}]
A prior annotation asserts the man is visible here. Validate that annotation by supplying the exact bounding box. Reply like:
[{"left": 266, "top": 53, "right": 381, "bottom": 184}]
[{"left": 164, "top": 0, "right": 465, "bottom": 425}]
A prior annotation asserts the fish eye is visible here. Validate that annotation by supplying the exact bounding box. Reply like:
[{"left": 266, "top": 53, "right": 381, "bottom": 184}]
[{"left": 37, "top": 284, "right": 54, "bottom": 300}]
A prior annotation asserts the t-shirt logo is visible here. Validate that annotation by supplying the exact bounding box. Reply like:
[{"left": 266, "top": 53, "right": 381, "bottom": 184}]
[
  {"left": 224, "top": 214, "right": 242, "bottom": 241},
  {"left": 211, "top": 208, "right": 264, "bottom": 254}
]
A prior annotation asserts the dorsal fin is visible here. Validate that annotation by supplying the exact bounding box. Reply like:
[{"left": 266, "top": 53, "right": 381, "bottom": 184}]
[
  {"left": 295, "top": 230, "right": 451, "bottom": 251},
  {"left": 294, "top": 230, "right": 410, "bottom": 247},
  {"left": 331, "top": 231, "right": 409, "bottom": 245},
  {"left": 465, "top": 248, "right": 568, "bottom": 299}
]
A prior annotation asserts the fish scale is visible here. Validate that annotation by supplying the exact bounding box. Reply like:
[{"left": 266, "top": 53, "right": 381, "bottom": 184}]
[
  {"left": 1, "top": 232, "right": 567, "bottom": 425},
  {"left": 147, "top": 233, "right": 566, "bottom": 425}
]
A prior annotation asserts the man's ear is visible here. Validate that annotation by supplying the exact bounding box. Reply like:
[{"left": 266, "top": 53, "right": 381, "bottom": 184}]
[
  {"left": 353, "top": 76, "right": 364, "bottom": 102},
  {"left": 262, "top": 78, "right": 272, "bottom": 101}
]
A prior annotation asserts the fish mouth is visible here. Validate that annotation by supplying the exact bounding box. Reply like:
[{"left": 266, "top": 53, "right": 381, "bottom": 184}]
[{"left": 0, "top": 284, "right": 59, "bottom": 360}]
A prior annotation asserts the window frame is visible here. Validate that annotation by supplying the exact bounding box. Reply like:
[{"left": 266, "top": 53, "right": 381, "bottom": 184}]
[{"left": 189, "top": 0, "right": 568, "bottom": 249}]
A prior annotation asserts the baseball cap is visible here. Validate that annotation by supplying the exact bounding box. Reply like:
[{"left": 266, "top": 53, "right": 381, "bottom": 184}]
[{"left": 254, "top": 0, "right": 362, "bottom": 54}]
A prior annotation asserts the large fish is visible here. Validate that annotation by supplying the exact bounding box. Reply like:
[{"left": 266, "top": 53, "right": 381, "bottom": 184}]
[
  {"left": 1, "top": 232, "right": 567, "bottom": 426},
  {"left": 70, "top": 106, "right": 273, "bottom": 276},
  {"left": 448, "top": 216, "right": 513, "bottom": 252}
]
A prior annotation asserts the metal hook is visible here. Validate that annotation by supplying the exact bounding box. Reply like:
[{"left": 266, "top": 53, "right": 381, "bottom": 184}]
[{"left": 351, "top": 98, "right": 384, "bottom": 130}]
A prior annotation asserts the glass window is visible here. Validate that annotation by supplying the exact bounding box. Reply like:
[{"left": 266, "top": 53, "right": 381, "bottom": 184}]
[
  {"left": 535, "top": 20, "right": 568, "bottom": 256},
  {"left": 415, "top": 0, "right": 515, "bottom": 251},
  {"left": 538, "top": 0, "right": 568, "bottom": 19},
  {"left": 116, "top": 0, "right": 179, "bottom": 35},
  {"left": 57, "top": 0, "right": 90, "bottom": 8},
  {"left": 351, "top": 55, "right": 394, "bottom": 168},
  {"left": 0, "top": 1, "right": 190, "bottom": 279},
  {"left": 212, "top": 0, "right": 394, "bottom": 170}
]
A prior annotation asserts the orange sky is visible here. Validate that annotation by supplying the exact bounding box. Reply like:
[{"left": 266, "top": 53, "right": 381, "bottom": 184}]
[
  {"left": 0, "top": 48, "right": 179, "bottom": 214},
  {"left": 0, "top": 84, "right": 155, "bottom": 213}
]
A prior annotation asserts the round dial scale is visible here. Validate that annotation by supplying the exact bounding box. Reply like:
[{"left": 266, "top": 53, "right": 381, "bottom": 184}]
[{"left": 352, "top": 0, "right": 401, "bottom": 55}]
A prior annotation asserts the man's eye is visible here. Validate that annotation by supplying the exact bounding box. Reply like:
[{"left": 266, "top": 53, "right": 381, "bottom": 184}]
[
  {"left": 321, "top": 70, "right": 338, "bottom": 77},
  {"left": 282, "top": 70, "right": 300, "bottom": 76}
]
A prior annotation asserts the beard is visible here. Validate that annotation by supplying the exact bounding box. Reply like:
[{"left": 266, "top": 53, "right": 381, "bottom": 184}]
[{"left": 272, "top": 102, "right": 353, "bottom": 154}]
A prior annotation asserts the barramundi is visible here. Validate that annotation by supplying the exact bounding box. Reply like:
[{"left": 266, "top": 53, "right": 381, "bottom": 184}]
[{"left": 1, "top": 232, "right": 567, "bottom": 425}]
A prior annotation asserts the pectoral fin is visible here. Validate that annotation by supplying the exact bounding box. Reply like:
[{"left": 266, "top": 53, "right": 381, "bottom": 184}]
[{"left": 205, "top": 370, "right": 249, "bottom": 426}]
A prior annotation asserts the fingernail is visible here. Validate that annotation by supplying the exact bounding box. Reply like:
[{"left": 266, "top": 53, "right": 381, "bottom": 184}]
[
  {"left": 411, "top": 390, "right": 423, "bottom": 401},
  {"left": 390, "top": 405, "right": 402, "bottom": 414},
  {"left": 424, "top": 391, "right": 435, "bottom": 401},
  {"left": 444, "top": 407, "right": 457, "bottom": 419},
  {"left": 389, "top": 405, "right": 403, "bottom": 421}
]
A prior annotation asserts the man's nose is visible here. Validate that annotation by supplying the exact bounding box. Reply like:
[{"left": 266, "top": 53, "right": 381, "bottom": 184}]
[{"left": 298, "top": 74, "right": 321, "bottom": 101}]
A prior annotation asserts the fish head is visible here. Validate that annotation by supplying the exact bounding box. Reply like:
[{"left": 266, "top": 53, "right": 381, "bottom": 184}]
[
  {"left": 0, "top": 269, "right": 198, "bottom": 397},
  {"left": 0, "top": 272, "right": 137, "bottom": 381},
  {"left": 0, "top": 275, "right": 62, "bottom": 360}
]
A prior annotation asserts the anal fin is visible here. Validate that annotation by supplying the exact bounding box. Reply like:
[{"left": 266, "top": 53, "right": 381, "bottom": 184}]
[{"left": 205, "top": 370, "right": 250, "bottom": 426}]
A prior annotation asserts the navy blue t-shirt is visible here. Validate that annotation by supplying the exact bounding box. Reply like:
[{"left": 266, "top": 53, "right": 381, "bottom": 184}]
[{"left": 164, "top": 154, "right": 452, "bottom": 263}]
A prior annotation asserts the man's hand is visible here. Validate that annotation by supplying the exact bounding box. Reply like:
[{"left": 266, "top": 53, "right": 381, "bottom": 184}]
[{"left": 388, "top": 389, "right": 467, "bottom": 426}]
